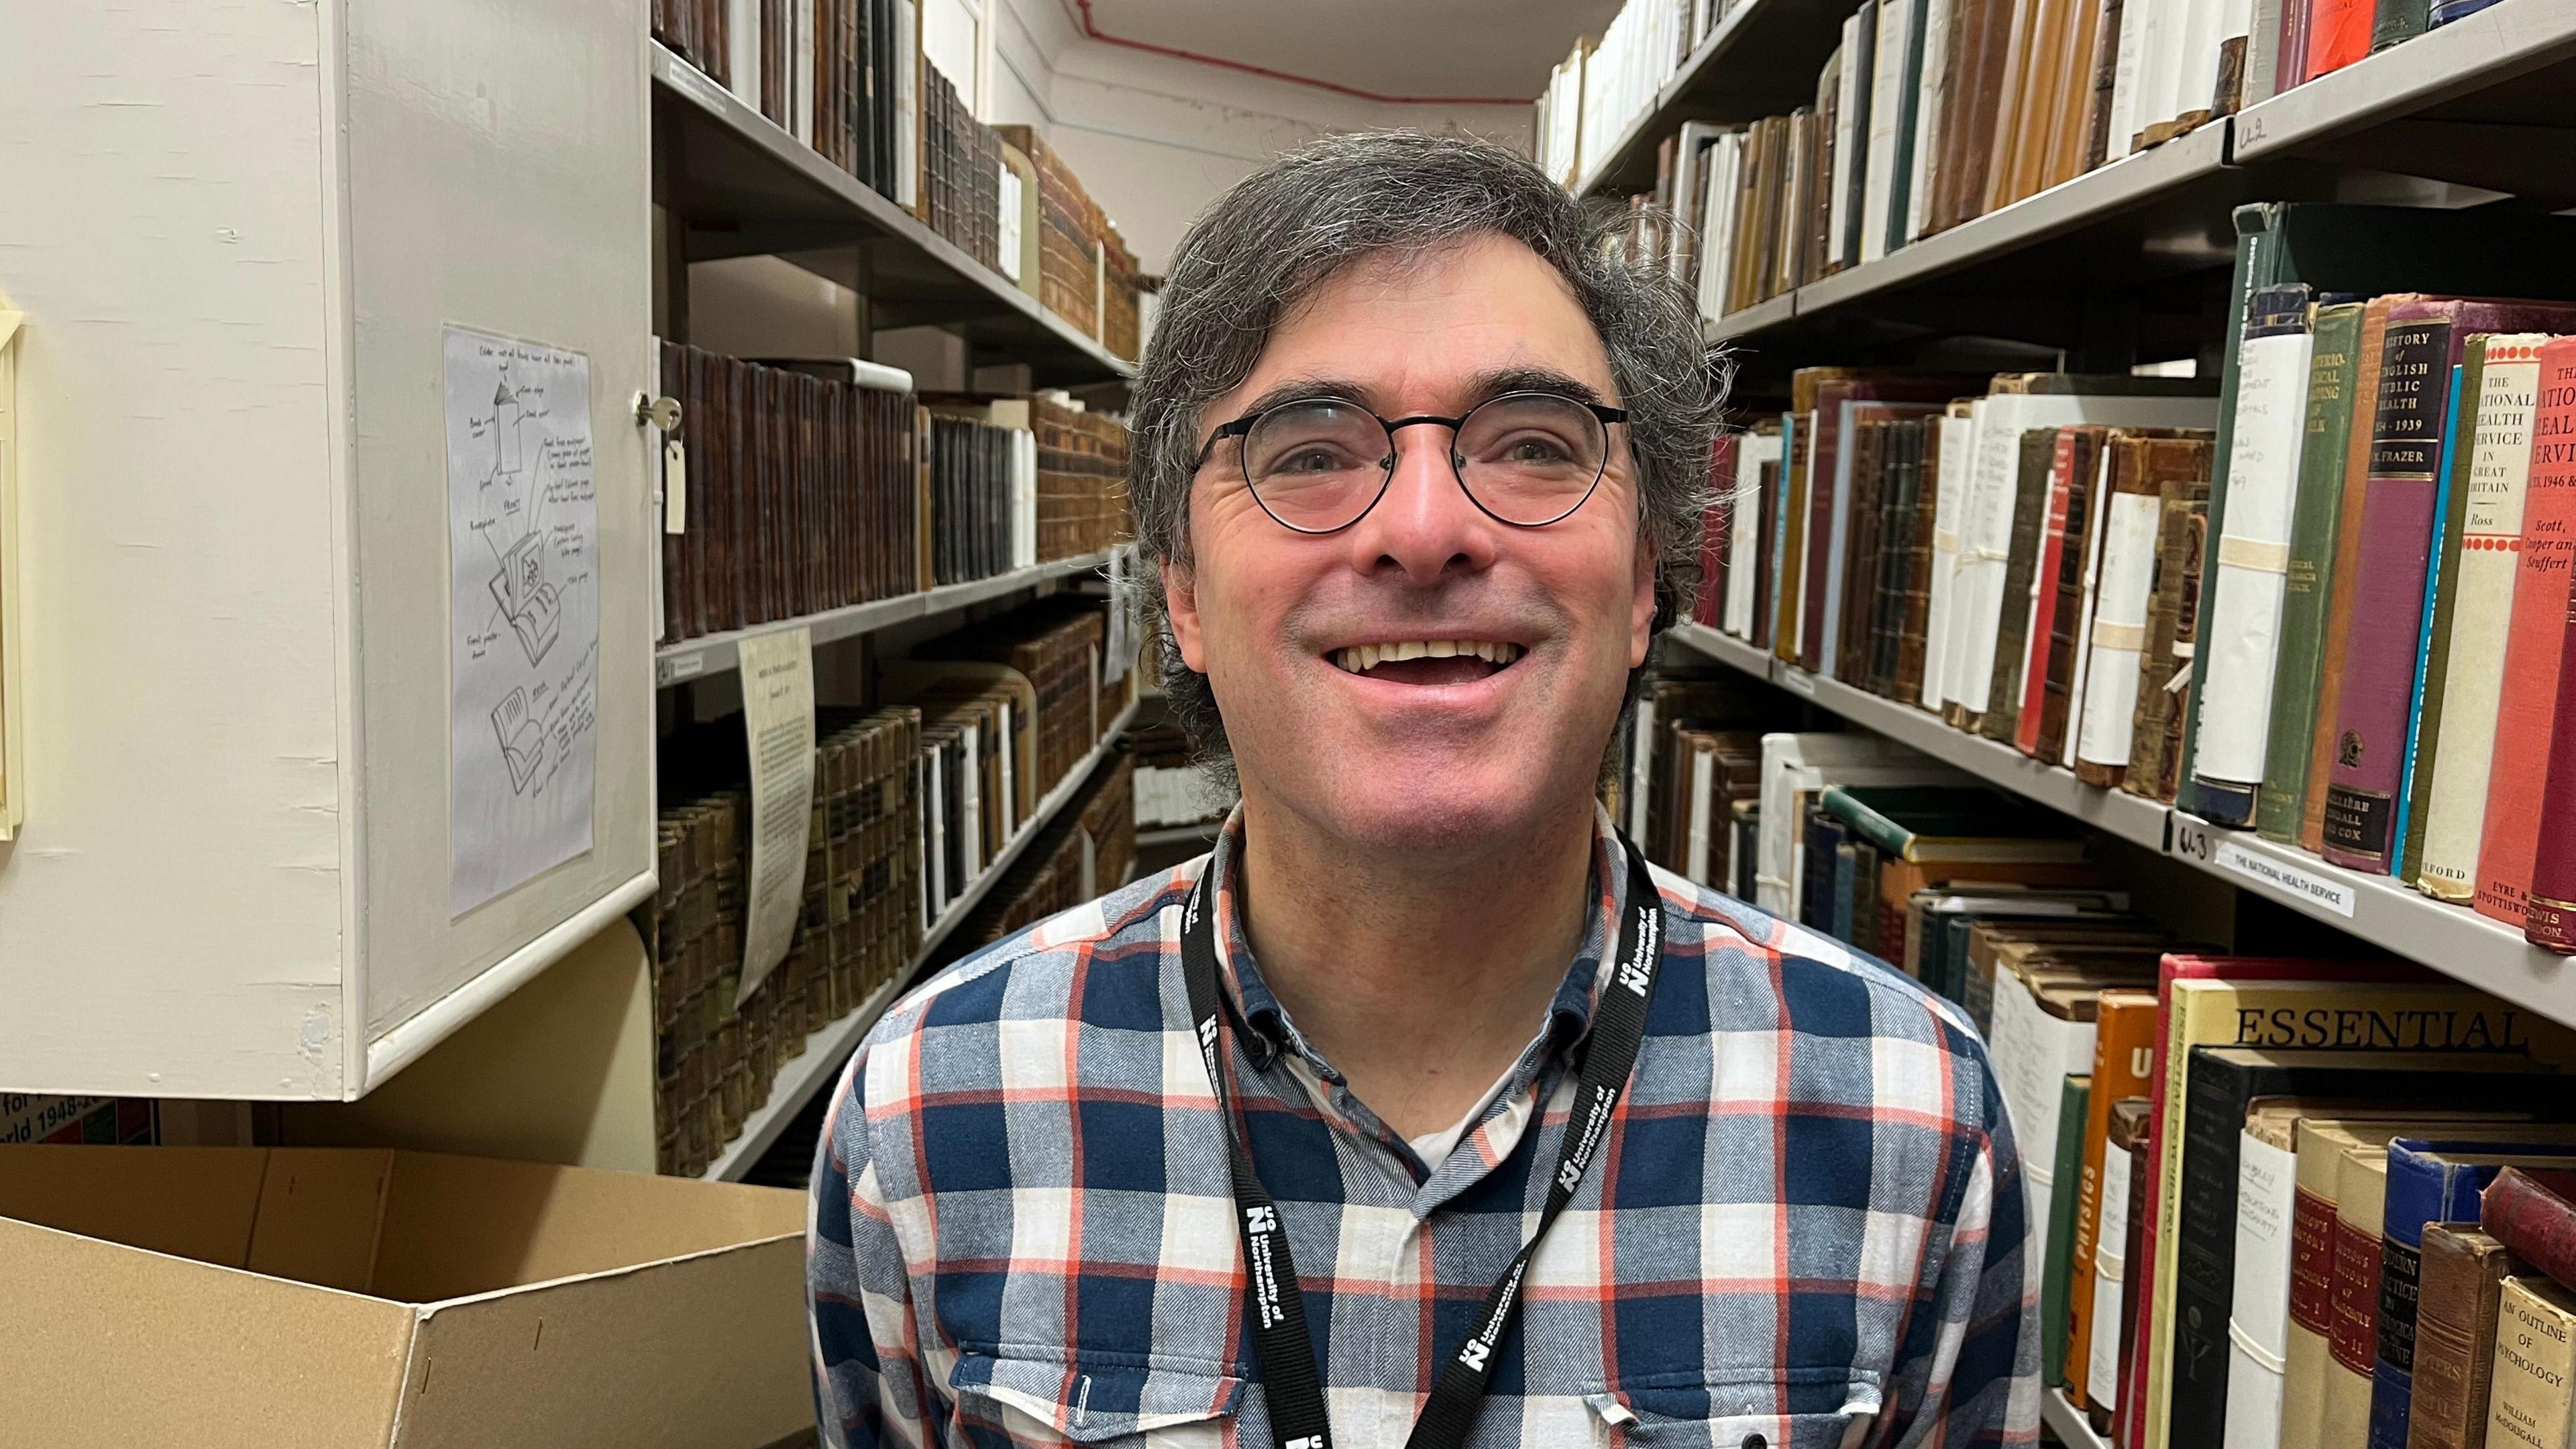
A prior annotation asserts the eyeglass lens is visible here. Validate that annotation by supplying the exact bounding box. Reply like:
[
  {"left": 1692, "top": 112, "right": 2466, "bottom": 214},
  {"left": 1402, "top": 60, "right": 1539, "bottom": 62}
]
[{"left": 1240, "top": 393, "right": 1610, "bottom": 533}]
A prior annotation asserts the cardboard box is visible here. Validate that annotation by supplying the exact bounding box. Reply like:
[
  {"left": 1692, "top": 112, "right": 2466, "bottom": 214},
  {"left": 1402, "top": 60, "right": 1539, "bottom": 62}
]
[{"left": 0, "top": 1146, "right": 814, "bottom": 1448}]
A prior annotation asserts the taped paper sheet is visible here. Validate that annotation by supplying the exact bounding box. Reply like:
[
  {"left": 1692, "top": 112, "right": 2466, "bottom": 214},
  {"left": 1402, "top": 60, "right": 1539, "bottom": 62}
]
[
  {"left": 739, "top": 628, "right": 816, "bottom": 998},
  {"left": 446, "top": 326, "right": 600, "bottom": 916}
]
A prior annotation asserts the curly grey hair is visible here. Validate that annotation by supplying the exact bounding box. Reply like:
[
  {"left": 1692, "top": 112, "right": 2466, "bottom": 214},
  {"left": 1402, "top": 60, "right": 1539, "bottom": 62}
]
[{"left": 1127, "top": 129, "right": 1727, "bottom": 777}]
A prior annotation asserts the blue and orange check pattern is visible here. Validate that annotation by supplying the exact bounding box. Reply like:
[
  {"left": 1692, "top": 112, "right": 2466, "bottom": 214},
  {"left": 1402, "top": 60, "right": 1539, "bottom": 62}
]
[{"left": 809, "top": 809, "right": 2039, "bottom": 1448}]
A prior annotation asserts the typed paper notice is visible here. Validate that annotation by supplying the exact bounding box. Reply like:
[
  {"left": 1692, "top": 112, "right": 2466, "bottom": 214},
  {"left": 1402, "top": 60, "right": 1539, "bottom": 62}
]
[{"left": 739, "top": 627, "right": 816, "bottom": 998}]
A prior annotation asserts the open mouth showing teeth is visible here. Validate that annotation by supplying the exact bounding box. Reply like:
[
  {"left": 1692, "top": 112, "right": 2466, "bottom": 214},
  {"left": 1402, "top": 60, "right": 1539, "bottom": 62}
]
[{"left": 1329, "top": 639, "right": 1525, "bottom": 685}]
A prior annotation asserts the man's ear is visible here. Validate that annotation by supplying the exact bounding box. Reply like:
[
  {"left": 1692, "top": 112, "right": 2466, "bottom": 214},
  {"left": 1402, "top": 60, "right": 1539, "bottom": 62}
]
[
  {"left": 1164, "top": 557, "right": 1209, "bottom": 673},
  {"left": 1629, "top": 529, "right": 1658, "bottom": 668}
]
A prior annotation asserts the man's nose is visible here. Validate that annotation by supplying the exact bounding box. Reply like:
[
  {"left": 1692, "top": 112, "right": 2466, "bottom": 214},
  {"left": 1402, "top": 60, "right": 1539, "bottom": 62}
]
[{"left": 1348, "top": 423, "right": 1501, "bottom": 584}]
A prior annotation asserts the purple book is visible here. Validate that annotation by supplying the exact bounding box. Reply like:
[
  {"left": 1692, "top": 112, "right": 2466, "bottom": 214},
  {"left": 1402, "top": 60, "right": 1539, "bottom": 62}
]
[{"left": 2321, "top": 297, "right": 2576, "bottom": 872}]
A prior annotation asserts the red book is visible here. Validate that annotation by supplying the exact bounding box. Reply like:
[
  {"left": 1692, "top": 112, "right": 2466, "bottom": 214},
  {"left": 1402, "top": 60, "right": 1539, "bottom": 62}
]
[
  {"left": 2477, "top": 340, "right": 2576, "bottom": 926},
  {"left": 2016, "top": 427, "right": 2085, "bottom": 755},
  {"left": 2303, "top": 0, "right": 2375, "bottom": 80},
  {"left": 2480, "top": 1166, "right": 2576, "bottom": 1286},
  {"left": 2118, "top": 952, "right": 2430, "bottom": 1448},
  {"left": 2527, "top": 610, "right": 2576, "bottom": 951},
  {"left": 1700, "top": 433, "right": 1739, "bottom": 628}
]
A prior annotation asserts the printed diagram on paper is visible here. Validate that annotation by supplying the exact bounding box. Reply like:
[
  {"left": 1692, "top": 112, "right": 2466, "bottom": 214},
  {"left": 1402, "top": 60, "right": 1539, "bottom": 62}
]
[{"left": 445, "top": 326, "right": 600, "bottom": 916}]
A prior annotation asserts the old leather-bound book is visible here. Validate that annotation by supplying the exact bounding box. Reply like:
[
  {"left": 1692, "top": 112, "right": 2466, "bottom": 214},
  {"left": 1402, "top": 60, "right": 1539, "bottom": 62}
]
[
  {"left": 2484, "top": 1167, "right": 2576, "bottom": 1291},
  {"left": 1895, "top": 420, "right": 1945, "bottom": 704},
  {"left": 2077, "top": 433, "right": 2213, "bottom": 789},
  {"left": 2127, "top": 467, "right": 2212, "bottom": 803},
  {"left": 2022, "top": 425, "right": 2109, "bottom": 756},
  {"left": 1976, "top": 429, "right": 2063, "bottom": 741},
  {"left": 2405, "top": 1223, "right": 2516, "bottom": 1449}
]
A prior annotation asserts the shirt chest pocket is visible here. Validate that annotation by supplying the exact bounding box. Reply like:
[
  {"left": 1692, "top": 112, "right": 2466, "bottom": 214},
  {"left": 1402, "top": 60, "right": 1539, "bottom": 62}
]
[
  {"left": 948, "top": 1352, "right": 1242, "bottom": 1448},
  {"left": 1586, "top": 1374, "right": 1881, "bottom": 1449}
]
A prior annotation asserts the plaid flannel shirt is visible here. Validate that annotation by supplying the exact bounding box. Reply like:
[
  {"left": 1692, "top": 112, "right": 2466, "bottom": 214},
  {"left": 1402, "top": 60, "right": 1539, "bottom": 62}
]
[{"left": 810, "top": 809, "right": 2039, "bottom": 1448}]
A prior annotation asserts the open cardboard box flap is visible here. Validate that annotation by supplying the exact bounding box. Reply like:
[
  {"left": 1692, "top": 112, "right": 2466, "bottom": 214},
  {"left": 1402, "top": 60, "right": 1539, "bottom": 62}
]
[{"left": 0, "top": 1145, "right": 812, "bottom": 1449}]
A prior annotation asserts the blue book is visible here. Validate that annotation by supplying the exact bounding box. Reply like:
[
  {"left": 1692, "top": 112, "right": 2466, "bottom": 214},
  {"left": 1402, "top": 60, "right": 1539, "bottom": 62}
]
[
  {"left": 2388, "top": 362, "right": 2466, "bottom": 869},
  {"left": 2369, "top": 1135, "right": 2576, "bottom": 1449}
]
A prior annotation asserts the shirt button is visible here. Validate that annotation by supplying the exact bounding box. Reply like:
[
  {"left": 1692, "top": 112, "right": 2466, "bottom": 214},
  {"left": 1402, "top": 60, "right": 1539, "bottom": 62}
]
[{"left": 1742, "top": 1436, "right": 1767, "bottom": 1449}]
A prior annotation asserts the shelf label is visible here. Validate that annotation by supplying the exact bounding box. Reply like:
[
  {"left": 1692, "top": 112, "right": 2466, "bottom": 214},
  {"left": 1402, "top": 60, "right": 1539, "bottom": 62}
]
[
  {"left": 658, "top": 651, "right": 706, "bottom": 686},
  {"left": 1779, "top": 665, "right": 1816, "bottom": 696},
  {"left": 2171, "top": 816, "right": 2355, "bottom": 918}
]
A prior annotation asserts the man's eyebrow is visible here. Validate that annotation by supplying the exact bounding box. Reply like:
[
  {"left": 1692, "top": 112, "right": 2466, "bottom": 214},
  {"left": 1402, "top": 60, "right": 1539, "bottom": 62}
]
[
  {"left": 1458, "top": 367, "right": 1611, "bottom": 410},
  {"left": 1212, "top": 368, "right": 1611, "bottom": 429}
]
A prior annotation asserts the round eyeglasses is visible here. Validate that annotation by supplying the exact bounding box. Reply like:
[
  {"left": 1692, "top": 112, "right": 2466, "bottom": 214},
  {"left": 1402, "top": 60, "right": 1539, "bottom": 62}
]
[{"left": 1197, "top": 391, "right": 1630, "bottom": 535}]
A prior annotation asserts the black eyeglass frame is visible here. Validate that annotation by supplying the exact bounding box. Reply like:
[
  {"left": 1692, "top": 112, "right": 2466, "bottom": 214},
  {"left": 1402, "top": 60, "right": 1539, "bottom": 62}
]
[{"left": 1195, "top": 390, "right": 1632, "bottom": 535}]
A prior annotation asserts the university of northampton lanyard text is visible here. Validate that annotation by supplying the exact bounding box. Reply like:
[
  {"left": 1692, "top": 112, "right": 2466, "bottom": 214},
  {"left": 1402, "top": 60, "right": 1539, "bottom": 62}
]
[{"left": 1179, "top": 837, "right": 1665, "bottom": 1449}]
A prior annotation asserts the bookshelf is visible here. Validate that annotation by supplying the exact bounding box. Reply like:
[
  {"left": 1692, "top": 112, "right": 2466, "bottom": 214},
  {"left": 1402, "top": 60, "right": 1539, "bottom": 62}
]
[
  {"left": 1668, "top": 623, "right": 2172, "bottom": 851},
  {"left": 655, "top": 549, "right": 1113, "bottom": 686},
  {"left": 1577, "top": 0, "right": 1868, "bottom": 196},
  {"left": 1665, "top": 625, "right": 2576, "bottom": 1032},
  {"left": 651, "top": 44, "right": 1136, "bottom": 387},
  {"left": 700, "top": 696, "right": 1140, "bottom": 1181}
]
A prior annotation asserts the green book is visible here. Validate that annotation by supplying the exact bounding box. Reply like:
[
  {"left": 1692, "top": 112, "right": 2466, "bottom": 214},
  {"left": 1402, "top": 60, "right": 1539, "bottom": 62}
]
[
  {"left": 1817, "top": 784, "right": 2088, "bottom": 863},
  {"left": 2045, "top": 1072, "right": 2093, "bottom": 1391},
  {"left": 2396, "top": 336, "right": 2497, "bottom": 882},
  {"left": 2255, "top": 301, "right": 2369, "bottom": 843},
  {"left": 2176, "top": 203, "right": 2576, "bottom": 818}
]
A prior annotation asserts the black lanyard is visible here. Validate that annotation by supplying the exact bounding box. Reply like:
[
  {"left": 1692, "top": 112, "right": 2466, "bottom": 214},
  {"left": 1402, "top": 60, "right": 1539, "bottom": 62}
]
[{"left": 1179, "top": 835, "right": 1666, "bottom": 1449}]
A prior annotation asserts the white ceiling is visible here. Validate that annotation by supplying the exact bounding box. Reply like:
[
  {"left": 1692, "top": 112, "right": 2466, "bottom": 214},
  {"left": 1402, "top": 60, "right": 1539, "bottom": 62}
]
[{"left": 1071, "top": 0, "right": 1625, "bottom": 102}]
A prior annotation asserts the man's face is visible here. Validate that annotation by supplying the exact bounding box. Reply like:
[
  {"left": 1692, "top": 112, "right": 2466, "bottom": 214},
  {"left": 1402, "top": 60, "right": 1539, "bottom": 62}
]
[{"left": 1164, "top": 233, "right": 1657, "bottom": 855}]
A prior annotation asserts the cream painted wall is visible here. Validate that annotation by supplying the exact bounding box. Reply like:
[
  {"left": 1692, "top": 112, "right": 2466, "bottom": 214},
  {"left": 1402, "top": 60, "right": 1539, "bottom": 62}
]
[{"left": 979, "top": 0, "right": 1534, "bottom": 272}]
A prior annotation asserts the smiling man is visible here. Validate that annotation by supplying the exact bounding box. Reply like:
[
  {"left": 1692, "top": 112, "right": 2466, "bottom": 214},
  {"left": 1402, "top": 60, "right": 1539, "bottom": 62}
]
[{"left": 810, "top": 131, "right": 2037, "bottom": 1449}]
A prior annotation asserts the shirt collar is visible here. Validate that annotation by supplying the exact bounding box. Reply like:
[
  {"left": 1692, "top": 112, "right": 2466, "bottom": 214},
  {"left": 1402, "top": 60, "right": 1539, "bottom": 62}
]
[{"left": 1197, "top": 804, "right": 1631, "bottom": 1075}]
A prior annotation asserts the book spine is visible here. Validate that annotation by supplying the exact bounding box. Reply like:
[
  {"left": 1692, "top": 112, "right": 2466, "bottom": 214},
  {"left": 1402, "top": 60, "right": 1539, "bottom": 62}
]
[
  {"left": 2257, "top": 303, "right": 2368, "bottom": 843},
  {"left": 2486, "top": 1169, "right": 2576, "bottom": 1288},
  {"left": 2127, "top": 471, "right": 2212, "bottom": 804},
  {"left": 2369, "top": 1152, "right": 2458, "bottom": 1449},
  {"left": 1803, "top": 400, "right": 1845, "bottom": 673},
  {"left": 2488, "top": 1276, "right": 2576, "bottom": 1449},
  {"left": 2480, "top": 342, "right": 2576, "bottom": 926},
  {"left": 2304, "top": 299, "right": 2398, "bottom": 852},
  {"left": 2071, "top": 998, "right": 2158, "bottom": 1410},
  {"left": 2224, "top": 1127, "right": 2299, "bottom": 1449},
  {"left": 1979, "top": 428, "right": 2059, "bottom": 739},
  {"left": 2330, "top": 1180, "right": 2389, "bottom": 1448},
  {"left": 2322, "top": 310, "right": 2461, "bottom": 872},
  {"left": 2369, "top": 0, "right": 2427, "bottom": 54},
  {"left": 1923, "top": 411, "right": 1976, "bottom": 709},
  {"left": 2017, "top": 428, "right": 2080, "bottom": 751},
  {"left": 2285, "top": 1175, "right": 2343, "bottom": 1448},
  {"left": 2170, "top": 1055, "right": 2259, "bottom": 1445},
  {"left": 2524, "top": 608, "right": 2576, "bottom": 953},
  {"left": 2390, "top": 361, "right": 2473, "bottom": 881},
  {"left": 2185, "top": 286, "right": 2316, "bottom": 826},
  {"left": 2049, "top": 1073, "right": 2096, "bottom": 1390},
  {"left": 2406, "top": 1226, "right": 2510, "bottom": 1449},
  {"left": 2092, "top": 1128, "right": 2140, "bottom": 1426},
  {"left": 2172, "top": 203, "right": 2277, "bottom": 822},
  {"left": 2039, "top": 433, "right": 2105, "bottom": 761},
  {"left": 2075, "top": 440, "right": 2164, "bottom": 784}
]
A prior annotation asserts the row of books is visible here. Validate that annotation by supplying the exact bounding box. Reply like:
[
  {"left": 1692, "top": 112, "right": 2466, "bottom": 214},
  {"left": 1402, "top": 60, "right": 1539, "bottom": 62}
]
[
  {"left": 655, "top": 343, "right": 1132, "bottom": 645},
  {"left": 1619, "top": 720, "right": 2576, "bottom": 1449},
  {"left": 1695, "top": 203, "right": 2576, "bottom": 955},
  {"left": 643, "top": 706, "right": 924, "bottom": 1179},
  {"left": 2171, "top": 278, "right": 2576, "bottom": 953},
  {"left": 1562, "top": 0, "right": 2502, "bottom": 317},
  {"left": 646, "top": 3, "right": 1151, "bottom": 360},
  {"left": 939, "top": 752, "right": 1138, "bottom": 967},
  {"left": 1538, "top": 0, "right": 1727, "bottom": 190},
  {"left": 1701, "top": 370, "right": 2220, "bottom": 806},
  {"left": 641, "top": 594, "right": 1129, "bottom": 1175}
]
